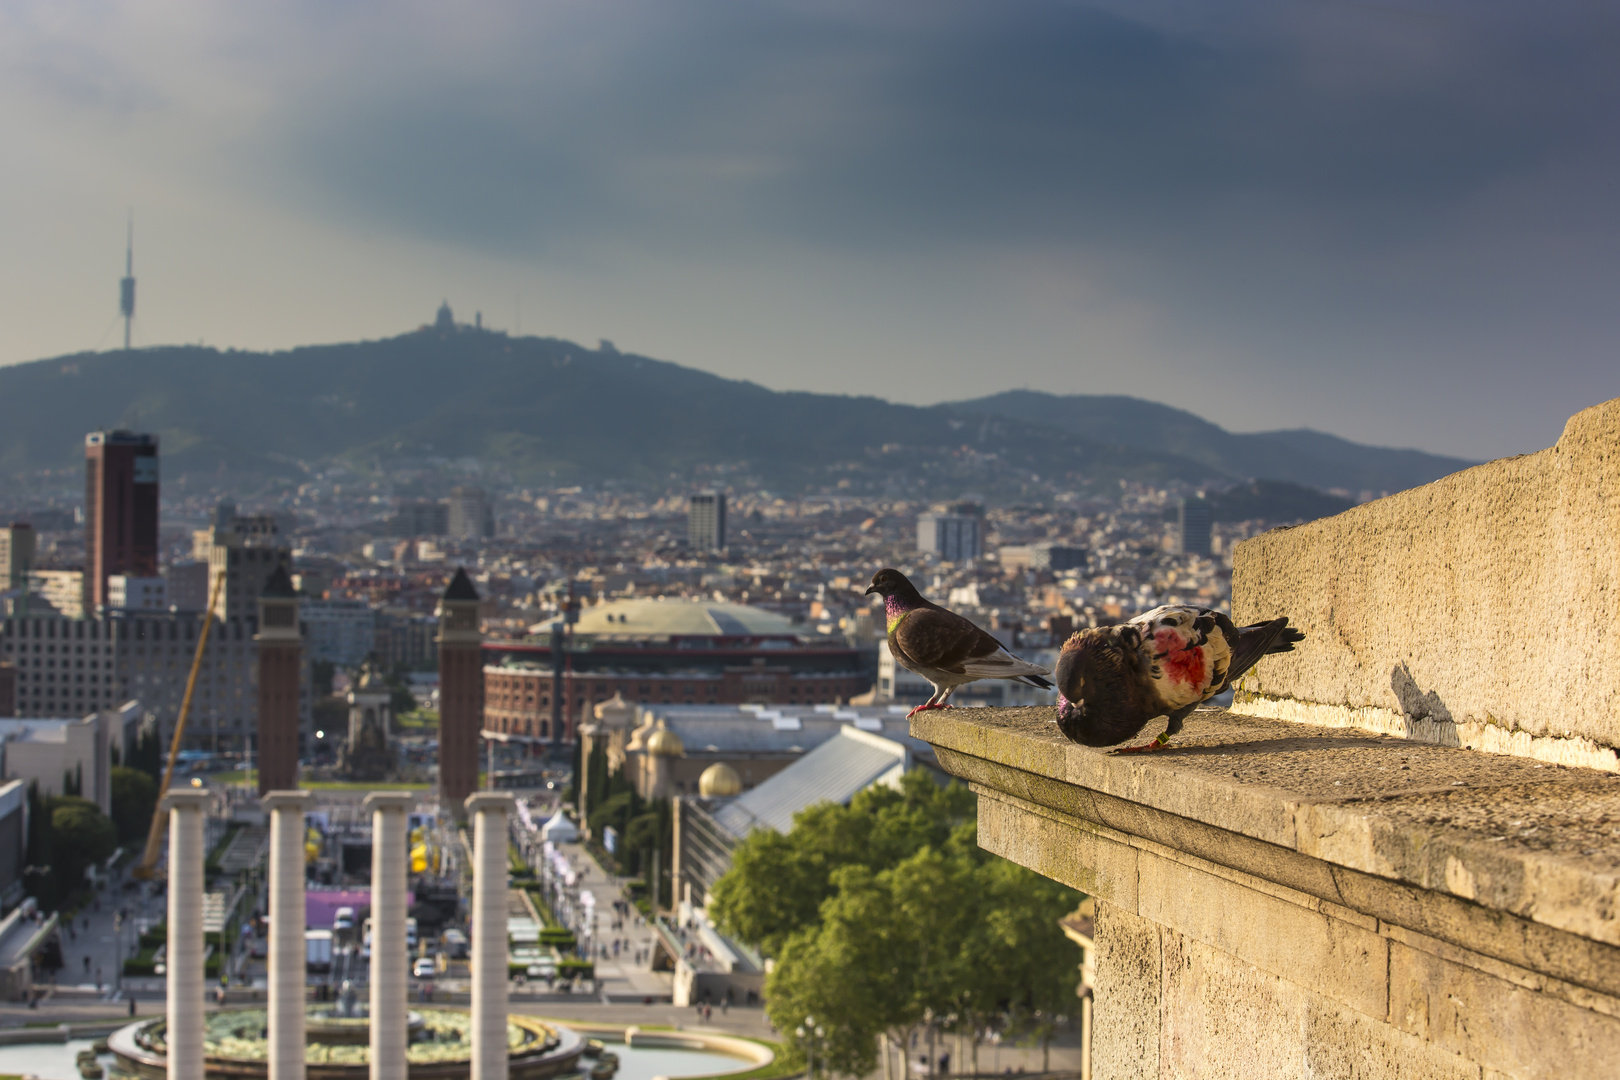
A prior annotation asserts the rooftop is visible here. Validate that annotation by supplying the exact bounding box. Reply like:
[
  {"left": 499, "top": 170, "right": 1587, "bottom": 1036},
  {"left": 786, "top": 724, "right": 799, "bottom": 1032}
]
[
  {"left": 711, "top": 726, "right": 910, "bottom": 836},
  {"left": 562, "top": 597, "right": 803, "bottom": 640}
]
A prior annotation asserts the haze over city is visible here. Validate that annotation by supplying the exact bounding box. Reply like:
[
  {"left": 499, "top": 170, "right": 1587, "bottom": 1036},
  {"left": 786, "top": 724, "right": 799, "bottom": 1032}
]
[{"left": 4, "top": 1, "right": 1618, "bottom": 460}]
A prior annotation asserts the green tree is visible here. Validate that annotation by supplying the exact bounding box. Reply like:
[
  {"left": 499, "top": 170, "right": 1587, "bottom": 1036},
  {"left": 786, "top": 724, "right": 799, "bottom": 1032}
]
[
  {"left": 719, "top": 769, "right": 1081, "bottom": 1077},
  {"left": 710, "top": 770, "right": 974, "bottom": 956},
  {"left": 110, "top": 766, "right": 160, "bottom": 846},
  {"left": 49, "top": 796, "right": 116, "bottom": 894},
  {"left": 129, "top": 724, "right": 164, "bottom": 781}
]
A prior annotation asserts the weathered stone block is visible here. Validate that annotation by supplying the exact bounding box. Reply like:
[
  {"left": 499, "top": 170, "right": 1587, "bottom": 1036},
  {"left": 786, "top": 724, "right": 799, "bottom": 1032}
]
[
  {"left": 1138, "top": 848, "right": 1389, "bottom": 1019},
  {"left": 1389, "top": 941, "right": 1620, "bottom": 1080},
  {"left": 976, "top": 788, "right": 1138, "bottom": 907},
  {"left": 1232, "top": 397, "right": 1620, "bottom": 768},
  {"left": 1092, "top": 903, "right": 1161, "bottom": 1080},
  {"left": 914, "top": 705, "right": 1620, "bottom": 1077},
  {"left": 1159, "top": 931, "right": 1307, "bottom": 1079},
  {"left": 1303, "top": 1003, "right": 1482, "bottom": 1080}
]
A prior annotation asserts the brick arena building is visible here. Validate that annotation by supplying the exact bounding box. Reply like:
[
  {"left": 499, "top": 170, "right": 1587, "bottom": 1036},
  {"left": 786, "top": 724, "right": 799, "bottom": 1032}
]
[{"left": 483, "top": 598, "right": 868, "bottom": 741}]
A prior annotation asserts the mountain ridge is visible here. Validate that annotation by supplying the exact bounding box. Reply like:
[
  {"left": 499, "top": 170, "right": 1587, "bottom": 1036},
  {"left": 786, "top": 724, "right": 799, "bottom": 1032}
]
[
  {"left": 946, "top": 389, "right": 1474, "bottom": 495},
  {"left": 0, "top": 330, "right": 1475, "bottom": 499}
]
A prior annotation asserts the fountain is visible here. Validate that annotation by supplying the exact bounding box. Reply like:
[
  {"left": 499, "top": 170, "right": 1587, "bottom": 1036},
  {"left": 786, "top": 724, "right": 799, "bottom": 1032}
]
[{"left": 104, "top": 1005, "right": 585, "bottom": 1080}]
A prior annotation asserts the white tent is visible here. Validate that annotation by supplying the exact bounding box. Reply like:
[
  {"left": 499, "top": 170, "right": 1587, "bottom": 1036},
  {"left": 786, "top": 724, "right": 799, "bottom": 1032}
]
[{"left": 541, "top": 813, "right": 580, "bottom": 844}]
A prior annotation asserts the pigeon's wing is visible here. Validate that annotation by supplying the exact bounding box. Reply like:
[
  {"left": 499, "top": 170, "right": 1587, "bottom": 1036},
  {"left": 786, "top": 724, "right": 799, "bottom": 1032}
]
[
  {"left": 1213, "top": 612, "right": 1304, "bottom": 689},
  {"left": 893, "top": 607, "right": 1008, "bottom": 674},
  {"left": 958, "top": 644, "right": 1052, "bottom": 681}
]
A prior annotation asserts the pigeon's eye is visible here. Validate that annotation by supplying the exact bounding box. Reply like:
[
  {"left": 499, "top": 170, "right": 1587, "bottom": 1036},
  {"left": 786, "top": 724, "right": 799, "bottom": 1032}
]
[{"left": 1160, "top": 617, "right": 1177, "bottom": 626}]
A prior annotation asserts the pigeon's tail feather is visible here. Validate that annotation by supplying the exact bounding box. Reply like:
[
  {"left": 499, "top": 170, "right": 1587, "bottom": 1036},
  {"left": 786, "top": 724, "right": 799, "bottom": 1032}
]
[
  {"left": 1226, "top": 616, "right": 1303, "bottom": 686},
  {"left": 1015, "top": 673, "right": 1054, "bottom": 690}
]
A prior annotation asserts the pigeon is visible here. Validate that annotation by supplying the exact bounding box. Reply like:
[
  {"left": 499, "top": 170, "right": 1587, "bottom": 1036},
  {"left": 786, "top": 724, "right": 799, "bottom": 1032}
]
[
  {"left": 865, "top": 568, "right": 1054, "bottom": 718},
  {"left": 1054, "top": 605, "right": 1303, "bottom": 752}
]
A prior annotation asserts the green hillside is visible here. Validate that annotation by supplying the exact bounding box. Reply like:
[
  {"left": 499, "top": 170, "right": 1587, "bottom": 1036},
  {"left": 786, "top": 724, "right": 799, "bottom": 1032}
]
[
  {"left": 0, "top": 330, "right": 1474, "bottom": 498},
  {"left": 948, "top": 390, "right": 1475, "bottom": 494}
]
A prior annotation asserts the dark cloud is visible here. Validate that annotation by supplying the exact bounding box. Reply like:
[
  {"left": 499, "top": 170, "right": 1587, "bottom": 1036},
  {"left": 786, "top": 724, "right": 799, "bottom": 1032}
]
[{"left": 4, "top": 1, "right": 1618, "bottom": 458}]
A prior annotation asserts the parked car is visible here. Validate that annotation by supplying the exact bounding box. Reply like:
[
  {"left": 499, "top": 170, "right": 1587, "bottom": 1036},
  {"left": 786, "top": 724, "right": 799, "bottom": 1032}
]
[{"left": 412, "top": 957, "right": 436, "bottom": 979}]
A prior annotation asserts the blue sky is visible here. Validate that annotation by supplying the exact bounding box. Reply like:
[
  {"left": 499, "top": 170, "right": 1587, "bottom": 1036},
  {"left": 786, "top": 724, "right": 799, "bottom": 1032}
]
[{"left": 2, "top": 1, "right": 1617, "bottom": 459}]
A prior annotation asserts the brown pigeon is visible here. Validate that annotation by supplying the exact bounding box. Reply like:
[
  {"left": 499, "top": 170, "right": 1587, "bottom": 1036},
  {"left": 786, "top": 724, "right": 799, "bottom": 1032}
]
[{"left": 866, "top": 568, "right": 1053, "bottom": 718}]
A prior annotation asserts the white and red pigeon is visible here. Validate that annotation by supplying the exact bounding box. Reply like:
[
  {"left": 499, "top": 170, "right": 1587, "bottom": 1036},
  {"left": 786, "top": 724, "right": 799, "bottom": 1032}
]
[
  {"left": 1054, "top": 605, "right": 1303, "bottom": 752},
  {"left": 866, "top": 568, "right": 1053, "bottom": 718}
]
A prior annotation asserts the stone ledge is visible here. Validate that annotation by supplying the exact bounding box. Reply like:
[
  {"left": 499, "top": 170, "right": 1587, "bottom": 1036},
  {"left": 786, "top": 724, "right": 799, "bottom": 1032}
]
[{"left": 913, "top": 705, "right": 1620, "bottom": 962}]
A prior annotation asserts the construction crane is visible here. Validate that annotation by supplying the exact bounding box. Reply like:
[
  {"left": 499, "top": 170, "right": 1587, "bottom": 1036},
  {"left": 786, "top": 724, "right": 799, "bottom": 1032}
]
[{"left": 132, "top": 570, "right": 228, "bottom": 881}]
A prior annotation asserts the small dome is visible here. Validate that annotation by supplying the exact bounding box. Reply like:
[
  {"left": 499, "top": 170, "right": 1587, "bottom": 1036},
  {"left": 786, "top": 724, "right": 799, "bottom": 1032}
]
[
  {"left": 699, "top": 763, "right": 742, "bottom": 798},
  {"left": 647, "top": 722, "right": 685, "bottom": 757}
]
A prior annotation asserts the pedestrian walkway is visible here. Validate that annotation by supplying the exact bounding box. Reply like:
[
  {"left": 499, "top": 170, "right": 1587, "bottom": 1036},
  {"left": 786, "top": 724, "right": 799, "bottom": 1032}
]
[
  {"left": 215, "top": 825, "right": 267, "bottom": 875},
  {"left": 543, "top": 843, "right": 671, "bottom": 1001}
]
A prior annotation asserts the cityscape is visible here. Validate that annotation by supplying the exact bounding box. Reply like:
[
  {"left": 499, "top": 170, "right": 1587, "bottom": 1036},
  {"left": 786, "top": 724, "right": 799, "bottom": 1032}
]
[{"left": 0, "top": 4, "right": 1615, "bottom": 1080}]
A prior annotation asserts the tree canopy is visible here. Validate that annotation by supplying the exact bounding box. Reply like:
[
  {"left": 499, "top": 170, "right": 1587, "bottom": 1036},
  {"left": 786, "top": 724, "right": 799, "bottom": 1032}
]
[
  {"left": 709, "top": 770, "right": 1081, "bottom": 1076},
  {"left": 110, "top": 766, "right": 160, "bottom": 846},
  {"left": 49, "top": 796, "right": 117, "bottom": 895}
]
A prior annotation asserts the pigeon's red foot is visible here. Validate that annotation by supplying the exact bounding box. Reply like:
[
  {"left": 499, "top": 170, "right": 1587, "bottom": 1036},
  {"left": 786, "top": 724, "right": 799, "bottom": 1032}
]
[
  {"left": 905, "top": 702, "right": 955, "bottom": 718},
  {"left": 1112, "top": 733, "right": 1172, "bottom": 754}
]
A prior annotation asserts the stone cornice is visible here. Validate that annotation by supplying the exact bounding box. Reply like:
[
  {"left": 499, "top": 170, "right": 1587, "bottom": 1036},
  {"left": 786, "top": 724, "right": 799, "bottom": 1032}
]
[{"left": 913, "top": 705, "right": 1620, "bottom": 996}]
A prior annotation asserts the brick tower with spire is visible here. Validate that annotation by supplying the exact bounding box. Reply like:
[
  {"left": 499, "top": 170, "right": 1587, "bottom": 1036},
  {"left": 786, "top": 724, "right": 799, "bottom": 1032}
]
[
  {"left": 255, "top": 565, "right": 303, "bottom": 794},
  {"left": 437, "top": 567, "right": 483, "bottom": 813}
]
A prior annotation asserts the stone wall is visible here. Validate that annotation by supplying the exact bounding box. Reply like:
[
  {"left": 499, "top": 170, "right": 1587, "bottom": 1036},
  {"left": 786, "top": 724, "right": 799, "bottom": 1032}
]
[
  {"left": 1231, "top": 397, "right": 1620, "bottom": 770},
  {"left": 915, "top": 706, "right": 1620, "bottom": 1079}
]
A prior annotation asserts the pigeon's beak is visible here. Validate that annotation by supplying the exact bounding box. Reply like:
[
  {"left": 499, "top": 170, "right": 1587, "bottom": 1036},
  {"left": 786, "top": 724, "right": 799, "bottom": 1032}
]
[{"left": 864, "top": 585, "right": 878, "bottom": 596}]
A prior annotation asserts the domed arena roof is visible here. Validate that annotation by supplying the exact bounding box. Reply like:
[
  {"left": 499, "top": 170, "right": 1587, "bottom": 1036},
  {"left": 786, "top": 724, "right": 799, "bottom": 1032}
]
[
  {"left": 698, "top": 763, "right": 742, "bottom": 798},
  {"left": 573, "top": 597, "right": 800, "bottom": 639}
]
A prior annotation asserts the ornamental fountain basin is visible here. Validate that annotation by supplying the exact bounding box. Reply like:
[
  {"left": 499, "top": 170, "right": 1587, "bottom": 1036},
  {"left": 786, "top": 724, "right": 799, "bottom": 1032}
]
[{"left": 107, "top": 1007, "right": 585, "bottom": 1080}]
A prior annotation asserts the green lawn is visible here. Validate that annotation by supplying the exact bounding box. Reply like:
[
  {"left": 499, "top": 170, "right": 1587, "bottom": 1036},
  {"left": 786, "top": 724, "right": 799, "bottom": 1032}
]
[{"left": 302, "top": 779, "right": 431, "bottom": 791}]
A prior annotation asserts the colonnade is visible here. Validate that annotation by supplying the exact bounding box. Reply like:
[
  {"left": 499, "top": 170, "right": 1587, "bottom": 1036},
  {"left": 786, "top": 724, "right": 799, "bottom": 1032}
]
[{"left": 162, "top": 790, "right": 515, "bottom": 1080}]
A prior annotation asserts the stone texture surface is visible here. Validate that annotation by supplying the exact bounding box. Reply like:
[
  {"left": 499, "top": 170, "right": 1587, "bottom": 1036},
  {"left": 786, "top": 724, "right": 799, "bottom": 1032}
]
[
  {"left": 918, "top": 706, "right": 1620, "bottom": 1079},
  {"left": 1388, "top": 941, "right": 1620, "bottom": 1080},
  {"left": 1092, "top": 904, "right": 1161, "bottom": 1080},
  {"left": 918, "top": 706, "right": 1620, "bottom": 949},
  {"left": 1230, "top": 396, "right": 1620, "bottom": 764}
]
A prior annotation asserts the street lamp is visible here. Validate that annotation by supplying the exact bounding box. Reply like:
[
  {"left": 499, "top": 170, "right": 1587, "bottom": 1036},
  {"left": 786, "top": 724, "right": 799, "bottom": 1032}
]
[
  {"left": 795, "top": 1019, "right": 826, "bottom": 1079},
  {"left": 113, "top": 912, "right": 123, "bottom": 996}
]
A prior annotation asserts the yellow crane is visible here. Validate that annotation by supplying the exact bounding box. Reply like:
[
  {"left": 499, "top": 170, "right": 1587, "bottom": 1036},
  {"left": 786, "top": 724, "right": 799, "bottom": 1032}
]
[{"left": 132, "top": 570, "right": 228, "bottom": 881}]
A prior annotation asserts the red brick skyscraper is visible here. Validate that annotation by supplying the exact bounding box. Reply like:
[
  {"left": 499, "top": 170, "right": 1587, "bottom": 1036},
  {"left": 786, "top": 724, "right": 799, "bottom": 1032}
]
[
  {"left": 84, "top": 431, "right": 159, "bottom": 612},
  {"left": 256, "top": 566, "right": 303, "bottom": 794},
  {"left": 438, "top": 568, "right": 483, "bottom": 814}
]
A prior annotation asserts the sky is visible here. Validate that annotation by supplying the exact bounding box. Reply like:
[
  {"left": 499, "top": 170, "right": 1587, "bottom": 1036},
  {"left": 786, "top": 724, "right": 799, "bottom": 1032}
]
[{"left": 2, "top": 1, "right": 1617, "bottom": 462}]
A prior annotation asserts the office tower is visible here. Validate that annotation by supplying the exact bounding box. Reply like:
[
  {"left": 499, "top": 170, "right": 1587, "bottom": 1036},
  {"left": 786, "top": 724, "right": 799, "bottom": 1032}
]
[
  {"left": 446, "top": 487, "right": 495, "bottom": 540},
  {"left": 0, "top": 661, "right": 14, "bottom": 718},
  {"left": 387, "top": 501, "right": 450, "bottom": 538},
  {"left": 166, "top": 561, "right": 210, "bottom": 611},
  {"left": 1178, "top": 497, "right": 1213, "bottom": 557},
  {"left": 107, "top": 575, "right": 167, "bottom": 611},
  {"left": 437, "top": 568, "right": 483, "bottom": 814},
  {"left": 192, "top": 506, "right": 291, "bottom": 621},
  {"left": 688, "top": 492, "right": 727, "bottom": 552},
  {"left": 255, "top": 567, "right": 303, "bottom": 794},
  {"left": 0, "top": 524, "right": 35, "bottom": 592},
  {"left": 917, "top": 511, "right": 982, "bottom": 563},
  {"left": 84, "top": 431, "right": 159, "bottom": 612}
]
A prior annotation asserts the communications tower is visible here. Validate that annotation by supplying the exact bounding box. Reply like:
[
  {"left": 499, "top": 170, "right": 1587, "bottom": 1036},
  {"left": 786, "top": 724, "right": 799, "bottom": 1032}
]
[{"left": 120, "top": 214, "right": 136, "bottom": 350}]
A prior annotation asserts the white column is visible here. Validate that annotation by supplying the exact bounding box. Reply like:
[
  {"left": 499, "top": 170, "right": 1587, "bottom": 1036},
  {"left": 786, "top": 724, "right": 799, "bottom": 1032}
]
[
  {"left": 466, "top": 792, "right": 514, "bottom": 1080},
  {"left": 364, "top": 793, "right": 415, "bottom": 1080},
  {"left": 263, "top": 791, "right": 312, "bottom": 1080},
  {"left": 163, "top": 790, "right": 213, "bottom": 1080}
]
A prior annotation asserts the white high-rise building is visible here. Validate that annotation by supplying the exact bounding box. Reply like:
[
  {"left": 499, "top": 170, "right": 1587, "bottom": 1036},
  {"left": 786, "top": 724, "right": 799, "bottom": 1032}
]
[
  {"left": 689, "top": 492, "right": 727, "bottom": 552},
  {"left": 917, "top": 512, "right": 981, "bottom": 563}
]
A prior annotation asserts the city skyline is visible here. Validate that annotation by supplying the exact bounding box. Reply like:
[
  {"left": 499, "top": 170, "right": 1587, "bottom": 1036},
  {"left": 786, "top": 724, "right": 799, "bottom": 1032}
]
[{"left": 2, "top": 3, "right": 1619, "bottom": 461}]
